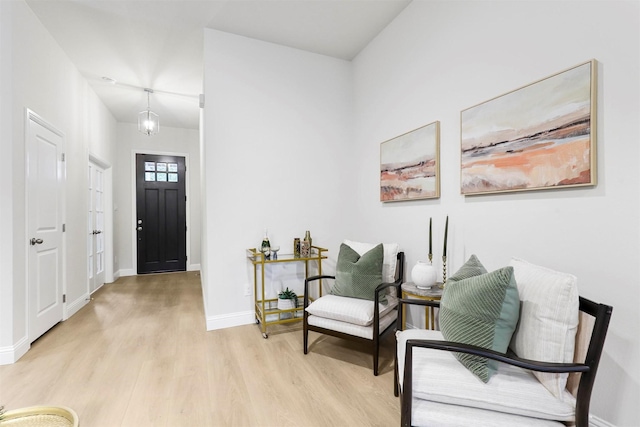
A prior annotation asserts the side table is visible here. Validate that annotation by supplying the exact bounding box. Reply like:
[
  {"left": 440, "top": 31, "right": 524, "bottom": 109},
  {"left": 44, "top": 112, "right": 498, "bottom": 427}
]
[{"left": 401, "top": 282, "right": 443, "bottom": 330}]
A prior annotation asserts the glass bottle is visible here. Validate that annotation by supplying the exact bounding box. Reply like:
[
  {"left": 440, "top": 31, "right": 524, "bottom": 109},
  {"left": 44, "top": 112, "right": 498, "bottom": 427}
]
[
  {"left": 304, "top": 230, "right": 312, "bottom": 248},
  {"left": 261, "top": 229, "right": 271, "bottom": 260}
]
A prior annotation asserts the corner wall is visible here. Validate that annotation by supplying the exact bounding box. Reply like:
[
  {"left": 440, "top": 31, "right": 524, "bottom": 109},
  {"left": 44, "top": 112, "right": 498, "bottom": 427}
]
[
  {"left": 352, "top": 1, "right": 639, "bottom": 424},
  {"left": 202, "top": 29, "right": 355, "bottom": 327}
]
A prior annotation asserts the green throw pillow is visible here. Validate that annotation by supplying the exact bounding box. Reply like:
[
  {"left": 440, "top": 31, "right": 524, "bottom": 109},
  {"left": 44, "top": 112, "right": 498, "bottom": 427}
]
[
  {"left": 447, "top": 254, "right": 487, "bottom": 283},
  {"left": 331, "top": 243, "right": 385, "bottom": 303},
  {"left": 440, "top": 266, "right": 520, "bottom": 382}
]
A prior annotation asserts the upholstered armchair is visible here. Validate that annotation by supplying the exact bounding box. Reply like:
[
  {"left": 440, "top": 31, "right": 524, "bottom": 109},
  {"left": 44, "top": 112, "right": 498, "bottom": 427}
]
[
  {"left": 303, "top": 240, "right": 404, "bottom": 375},
  {"left": 395, "top": 256, "right": 613, "bottom": 426}
]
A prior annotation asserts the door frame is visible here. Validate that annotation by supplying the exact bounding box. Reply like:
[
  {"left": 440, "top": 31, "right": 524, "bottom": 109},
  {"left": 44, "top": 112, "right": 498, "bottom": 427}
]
[
  {"left": 88, "top": 154, "right": 113, "bottom": 291},
  {"left": 24, "top": 109, "right": 67, "bottom": 329},
  {"left": 130, "top": 149, "right": 192, "bottom": 275}
]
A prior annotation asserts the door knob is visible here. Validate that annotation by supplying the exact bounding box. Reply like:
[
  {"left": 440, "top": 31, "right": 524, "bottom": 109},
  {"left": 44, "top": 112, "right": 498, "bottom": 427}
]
[
  {"left": 30, "top": 238, "right": 43, "bottom": 245},
  {"left": 137, "top": 227, "right": 143, "bottom": 231}
]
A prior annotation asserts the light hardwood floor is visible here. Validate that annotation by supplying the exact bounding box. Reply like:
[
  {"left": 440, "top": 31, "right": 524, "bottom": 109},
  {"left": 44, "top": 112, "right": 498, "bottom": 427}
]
[{"left": 0, "top": 272, "right": 400, "bottom": 426}]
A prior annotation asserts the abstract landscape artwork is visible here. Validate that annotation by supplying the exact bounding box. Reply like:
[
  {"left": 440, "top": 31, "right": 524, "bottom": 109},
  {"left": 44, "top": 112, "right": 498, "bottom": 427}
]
[
  {"left": 460, "top": 60, "right": 597, "bottom": 195},
  {"left": 380, "top": 121, "right": 440, "bottom": 202}
]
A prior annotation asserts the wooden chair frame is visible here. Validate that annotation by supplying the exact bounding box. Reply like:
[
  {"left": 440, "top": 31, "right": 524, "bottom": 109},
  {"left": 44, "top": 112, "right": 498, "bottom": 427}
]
[
  {"left": 303, "top": 252, "right": 405, "bottom": 376},
  {"left": 395, "top": 296, "right": 612, "bottom": 427}
]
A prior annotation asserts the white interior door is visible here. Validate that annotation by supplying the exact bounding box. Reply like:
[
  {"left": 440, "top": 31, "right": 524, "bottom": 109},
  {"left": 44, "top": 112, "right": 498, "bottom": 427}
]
[
  {"left": 27, "top": 113, "right": 64, "bottom": 343},
  {"left": 88, "top": 162, "right": 105, "bottom": 293}
]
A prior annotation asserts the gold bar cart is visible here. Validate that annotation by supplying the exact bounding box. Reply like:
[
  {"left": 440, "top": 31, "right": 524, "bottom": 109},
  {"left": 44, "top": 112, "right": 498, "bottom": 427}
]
[{"left": 246, "top": 246, "right": 328, "bottom": 338}]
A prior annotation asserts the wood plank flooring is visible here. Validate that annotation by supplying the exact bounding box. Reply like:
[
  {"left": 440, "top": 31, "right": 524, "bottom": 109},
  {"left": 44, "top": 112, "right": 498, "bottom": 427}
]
[{"left": 0, "top": 272, "right": 400, "bottom": 426}]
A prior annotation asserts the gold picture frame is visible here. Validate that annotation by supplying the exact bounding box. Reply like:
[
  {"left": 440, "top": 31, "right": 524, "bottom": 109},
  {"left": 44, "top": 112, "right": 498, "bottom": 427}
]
[
  {"left": 380, "top": 121, "right": 440, "bottom": 202},
  {"left": 460, "top": 60, "right": 597, "bottom": 195}
]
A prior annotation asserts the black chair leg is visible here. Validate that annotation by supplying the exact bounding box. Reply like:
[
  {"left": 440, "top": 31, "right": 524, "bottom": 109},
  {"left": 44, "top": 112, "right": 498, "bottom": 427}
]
[
  {"left": 373, "top": 342, "right": 379, "bottom": 376},
  {"left": 303, "top": 323, "right": 309, "bottom": 354}
]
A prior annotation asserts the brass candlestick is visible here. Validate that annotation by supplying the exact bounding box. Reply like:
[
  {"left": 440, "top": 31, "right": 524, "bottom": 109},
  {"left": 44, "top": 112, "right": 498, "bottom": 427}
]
[{"left": 428, "top": 253, "right": 433, "bottom": 264}]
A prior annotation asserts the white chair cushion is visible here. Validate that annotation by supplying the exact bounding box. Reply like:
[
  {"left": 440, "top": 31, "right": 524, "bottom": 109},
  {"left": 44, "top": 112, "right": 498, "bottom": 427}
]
[
  {"left": 411, "top": 399, "right": 565, "bottom": 427},
  {"left": 306, "top": 294, "right": 398, "bottom": 327},
  {"left": 308, "top": 310, "right": 397, "bottom": 339},
  {"left": 396, "top": 329, "right": 576, "bottom": 422},
  {"left": 343, "top": 240, "right": 399, "bottom": 284},
  {"left": 509, "top": 258, "right": 579, "bottom": 401}
]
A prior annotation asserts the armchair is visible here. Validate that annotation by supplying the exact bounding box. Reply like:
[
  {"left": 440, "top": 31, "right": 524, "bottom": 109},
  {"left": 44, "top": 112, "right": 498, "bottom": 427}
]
[
  {"left": 395, "top": 257, "right": 613, "bottom": 426},
  {"left": 303, "top": 241, "right": 404, "bottom": 375}
]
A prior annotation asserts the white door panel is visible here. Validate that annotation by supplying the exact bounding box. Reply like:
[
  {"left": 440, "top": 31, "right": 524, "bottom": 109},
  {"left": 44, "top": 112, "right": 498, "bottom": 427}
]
[
  {"left": 89, "top": 163, "right": 105, "bottom": 293},
  {"left": 27, "top": 113, "right": 64, "bottom": 343}
]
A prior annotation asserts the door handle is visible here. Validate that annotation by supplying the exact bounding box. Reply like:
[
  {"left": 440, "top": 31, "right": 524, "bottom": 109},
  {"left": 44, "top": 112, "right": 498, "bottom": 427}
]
[
  {"left": 137, "top": 227, "right": 143, "bottom": 231},
  {"left": 92, "top": 230, "right": 103, "bottom": 235},
  {"left": 30, "top": 238, "right": 43, "bottom": 245}
]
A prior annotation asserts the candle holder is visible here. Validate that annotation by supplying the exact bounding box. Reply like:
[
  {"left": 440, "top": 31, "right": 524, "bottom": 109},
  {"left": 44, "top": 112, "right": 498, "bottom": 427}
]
[
  {"left": 428, "top": 253, "right": 433, "bottom": 264},
  {"left": 442, "top": 255, "right": 447, "bottom": 284}
]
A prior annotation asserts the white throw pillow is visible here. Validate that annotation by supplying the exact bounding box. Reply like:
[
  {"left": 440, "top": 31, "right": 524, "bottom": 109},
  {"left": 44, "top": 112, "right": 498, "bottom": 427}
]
[
  {"left": 305, "top": 294, "right": 398, "bottom": 326},
  {"left": 343, "top": 240, "right": 399, "bottom": 284},
  {"left": 509, "top": 258, "right": 579, "bottom": 401}
]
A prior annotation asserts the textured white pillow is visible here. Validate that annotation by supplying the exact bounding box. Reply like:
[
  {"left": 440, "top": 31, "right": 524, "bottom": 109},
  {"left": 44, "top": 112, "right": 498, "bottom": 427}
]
[
  {"left": 305, "top": 294, "right": 398, "bottom": 326},
  {"left": 509, "top": 258, "right": 579, "bottom": 401},
  {"left": 343, "top": 240, "right": 399, "bottom": 284}
]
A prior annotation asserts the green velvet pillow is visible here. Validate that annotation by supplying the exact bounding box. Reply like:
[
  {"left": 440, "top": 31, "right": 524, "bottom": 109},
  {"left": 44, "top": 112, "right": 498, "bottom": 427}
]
[
  {"left": 330, "top": 243, "right": 385, "bottom": 303},
  {"left": 440, "top": 266, "right": 520, "bottom": 382},
  {"left": 447, "top": 254, "right": 487, "bottom": 283}
]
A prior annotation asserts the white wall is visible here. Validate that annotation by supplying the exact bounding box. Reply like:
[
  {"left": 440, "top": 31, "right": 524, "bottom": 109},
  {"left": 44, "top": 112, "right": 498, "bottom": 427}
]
[
  {"left": 202, "top": 30, "right": 355, "bottom": 328},
  {"left": 113, "top": 123, "right": 201, "bottom": 276},
  {"left": 352, "top": 1, "right": 639, "bottom": 424},
  {"left": 0, "top": 0, "right": 14, "bottom": 351},
  {"left": 0, "top": 0, "right": 117, "bottom": 363}
]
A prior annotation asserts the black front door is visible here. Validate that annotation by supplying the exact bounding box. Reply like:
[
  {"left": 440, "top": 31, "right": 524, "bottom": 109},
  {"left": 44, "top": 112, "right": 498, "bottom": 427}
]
[{"left": 136, "top": 154, "right": 187, "bottom": 274}]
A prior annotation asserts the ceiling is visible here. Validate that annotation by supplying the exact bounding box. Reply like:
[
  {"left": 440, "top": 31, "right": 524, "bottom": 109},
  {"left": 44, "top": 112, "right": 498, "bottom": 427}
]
[{"left": 25, "top": 0, "right": 412, "bottom": 130}]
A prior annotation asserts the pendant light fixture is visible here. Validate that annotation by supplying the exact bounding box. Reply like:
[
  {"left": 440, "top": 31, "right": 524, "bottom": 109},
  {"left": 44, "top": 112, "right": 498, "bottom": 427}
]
[{"left": 138, "top": 88, "right": 159, "bottom": 136}]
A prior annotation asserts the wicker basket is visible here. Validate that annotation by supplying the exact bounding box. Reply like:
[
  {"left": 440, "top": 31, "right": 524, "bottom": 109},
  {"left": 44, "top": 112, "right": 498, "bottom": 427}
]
[{"left": 1, "top": 406, "right": 78, "bottom": 427}]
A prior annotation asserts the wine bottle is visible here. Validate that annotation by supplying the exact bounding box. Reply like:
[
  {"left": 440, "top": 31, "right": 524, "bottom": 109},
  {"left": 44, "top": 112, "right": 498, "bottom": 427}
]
[{"left": 261, "top": 229, "right": 271, "bottom": 260}]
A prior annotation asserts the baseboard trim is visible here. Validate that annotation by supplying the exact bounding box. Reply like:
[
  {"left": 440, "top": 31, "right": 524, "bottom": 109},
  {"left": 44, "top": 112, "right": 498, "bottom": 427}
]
[
  {"left": 188, "top": 263, "right": 201, "bottom": 272},
  {"left": 590, "top": 415, "right": 615, "bottom": 427},
  {"left": 118, "top": 268, "right": 136, "bottom": 277},
  {"left": 65, "top": 293, "right": 89, "bottom": 319},
  {"left": 0, "top": 335, "right": 29, "bottom": 365},
  {"left": 206, "top": 310, "right": 254, "bottom": 331}
]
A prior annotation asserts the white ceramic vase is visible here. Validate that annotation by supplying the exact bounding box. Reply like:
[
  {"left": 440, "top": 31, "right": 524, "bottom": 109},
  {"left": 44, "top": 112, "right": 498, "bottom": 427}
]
[
  {"left": 412, "top": 261, "right": 437, "bottom": 289},
  {"left": 277, "top": 298, "right": 296, "bottom": 319}
]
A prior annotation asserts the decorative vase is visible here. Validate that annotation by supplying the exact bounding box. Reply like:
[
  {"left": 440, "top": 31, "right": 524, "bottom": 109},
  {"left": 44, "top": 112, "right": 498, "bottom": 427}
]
[{"left": 412, "top": 261, "right": 437, "bottom": 289}]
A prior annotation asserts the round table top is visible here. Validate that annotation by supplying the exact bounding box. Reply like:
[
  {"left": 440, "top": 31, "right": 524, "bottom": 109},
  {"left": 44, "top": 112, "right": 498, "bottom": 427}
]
[{"left": 402, "top": 282, "right": 444, "bottom": 297}]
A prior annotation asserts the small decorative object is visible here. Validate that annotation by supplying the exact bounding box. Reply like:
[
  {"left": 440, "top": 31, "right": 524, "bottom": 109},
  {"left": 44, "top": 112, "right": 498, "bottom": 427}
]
[
  {"left": 300, "top": 240, "right": 311, "bottom": 258},
  {"left": 260, "top": 229, "right": 271, "bottom": 260},
  {"left": 461, "top": 60, "right": 596, "bottom": 195},
  {"left": 301, "top": 230, "right": 312, "bottom": 257},
  {"left": 380, "top": 121, "right": 440, "bottom": 202},
  {"left": 278, "top": 287, "right": 298, "bottom": 319},
  {"left": 293, "top": 238, "right": 300, "bottom": 257},
  {"left": 270, "top": 245, "right": 280, "bottom": 260},
  {"left": 443, "top": 216, "right": 448, "bottom": 283},
  {"left": 412, "top": 261, "right": 437, "bottom": 289}
]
